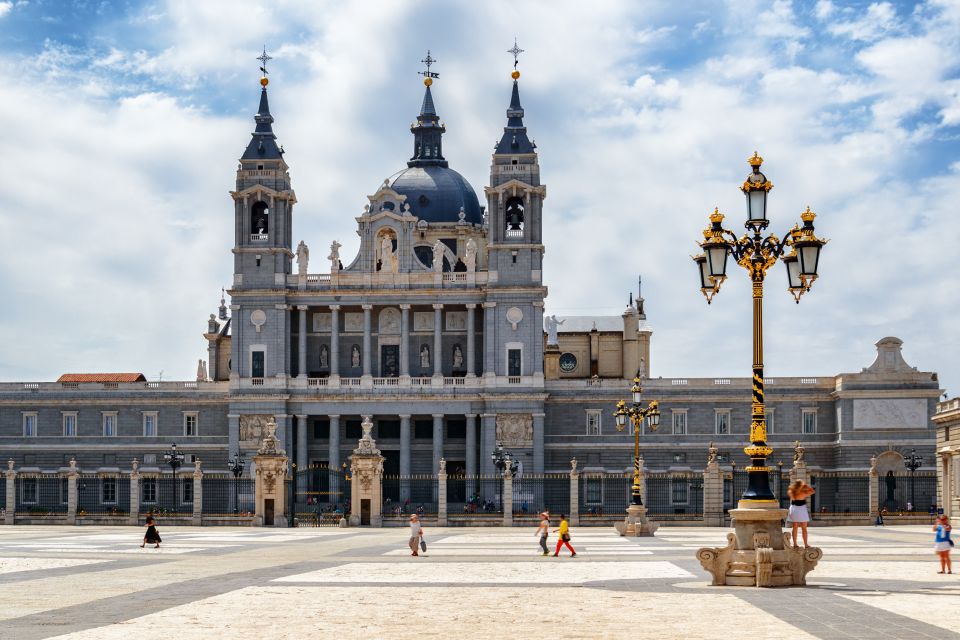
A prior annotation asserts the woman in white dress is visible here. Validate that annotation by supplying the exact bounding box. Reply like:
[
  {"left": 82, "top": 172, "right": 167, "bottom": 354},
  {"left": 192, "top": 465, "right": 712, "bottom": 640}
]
[{"left": 787, "top": 480, "right": 815, "bottom": 548}]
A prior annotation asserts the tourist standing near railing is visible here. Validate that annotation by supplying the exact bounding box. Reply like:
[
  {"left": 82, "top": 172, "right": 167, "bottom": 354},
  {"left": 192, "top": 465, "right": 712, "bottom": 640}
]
[
  {"left": 787, "top": 481, "right": 815, "bottom": 548},
  {"left": 535, "top": 512, "right": 550, "bottom": 556},
  {"left": 553, "top": 514, "right": 576, "bottom": 557},
  {"left": 934, "top": 514, "right": 953, "bottom": 574}
]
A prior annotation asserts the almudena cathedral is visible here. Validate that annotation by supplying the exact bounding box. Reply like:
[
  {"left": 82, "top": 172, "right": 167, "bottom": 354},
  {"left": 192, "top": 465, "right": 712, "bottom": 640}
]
[{"left": 0, "top": 60, "right": 944, "bottom": 500}]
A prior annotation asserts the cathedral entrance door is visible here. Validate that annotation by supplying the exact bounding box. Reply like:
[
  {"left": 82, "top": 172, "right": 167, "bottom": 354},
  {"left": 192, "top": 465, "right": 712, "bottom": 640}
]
[{"left": 381, "top": 345, "right": 399, "bottom": 377}]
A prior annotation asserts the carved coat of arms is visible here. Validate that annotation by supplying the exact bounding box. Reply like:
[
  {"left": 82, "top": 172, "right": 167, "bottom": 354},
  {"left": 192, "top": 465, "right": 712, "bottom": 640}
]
[{"left": 496, "top": 414, "right": 533, "bottom": 448}]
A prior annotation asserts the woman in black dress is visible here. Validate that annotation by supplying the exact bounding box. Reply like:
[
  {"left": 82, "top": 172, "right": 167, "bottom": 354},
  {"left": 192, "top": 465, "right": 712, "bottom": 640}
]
[{"left": 141, "top": 516, "right": 161, "bottom": 548}]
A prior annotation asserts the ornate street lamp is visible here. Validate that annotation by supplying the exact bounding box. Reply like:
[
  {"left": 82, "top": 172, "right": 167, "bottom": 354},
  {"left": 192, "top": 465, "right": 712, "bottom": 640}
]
[
  {"left": 904, "top": 448, "right": 923, "bottom": 510},
  {"left": 613, "top": 378, "right": 661, "bottom": 506},
  {"left": 163, "top": 443, "right": 185, "bottom": 475},
  {"left": 491, "top": 442, "right": 519, "bottom": 475},
  {"left": 692, "top": 152, "right": 827, "bottom": 505},
  {"left": 227, "top": 451, "right": 245, "bottom": 515}
]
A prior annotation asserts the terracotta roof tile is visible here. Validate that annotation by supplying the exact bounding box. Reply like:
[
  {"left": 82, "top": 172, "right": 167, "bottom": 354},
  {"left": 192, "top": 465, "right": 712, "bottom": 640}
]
[{"left": 57, "top": 373, "right": 147, "bottom": 383}]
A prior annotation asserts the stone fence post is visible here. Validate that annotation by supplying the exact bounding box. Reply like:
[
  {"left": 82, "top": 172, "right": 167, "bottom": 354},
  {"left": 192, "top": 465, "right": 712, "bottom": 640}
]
[
  {"left": 66, "top": 458, "right": 78, "bottom": 525},
  {"left": 4, "top": 460, "right": 16, "bottom": 525},
  {"left": 868, "top": 456, "right": 879, "bottom": 522},
  {"left": 437, "top": 459, "right": 448, "bottom": 527},
  {"left": 502, "top": 466, "right": 513, "bottom": 527},
  {"left": 192, "top": 459, "right": 203, "bottom": 526},
  {"left": 128, "top": 459, "right": 140, "bottom": 526},
  {"left": 569, "top": 458, "right": 579, "bottom": 526},
  {"left": 703, "top": 443, "right": 724, "bottom": 526}
]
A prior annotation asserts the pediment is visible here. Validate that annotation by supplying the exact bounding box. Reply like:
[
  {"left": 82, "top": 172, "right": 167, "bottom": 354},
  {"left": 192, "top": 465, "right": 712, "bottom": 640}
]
[
  {"left": 232, "top": 184, "right": 297, "bottom": 203},
  {"left": 484, "top": 179, "right": 547, "bottom": 198}
]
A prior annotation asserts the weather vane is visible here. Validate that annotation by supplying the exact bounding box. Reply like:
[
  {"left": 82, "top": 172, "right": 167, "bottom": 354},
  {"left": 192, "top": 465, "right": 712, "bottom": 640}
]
[
  {"left": 257, "top": 46, "right": 273, "bottom": 78},
  {"left": 419, "top": 50, "right": 439, "bottom": 84},
  {"left": 508, "top": 38, "right": 524, "bottom": 70}
]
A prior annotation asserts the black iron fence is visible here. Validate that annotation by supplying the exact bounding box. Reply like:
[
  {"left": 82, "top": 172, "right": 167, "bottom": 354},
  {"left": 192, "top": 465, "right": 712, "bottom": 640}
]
[
  {"left": 202, "top": 474, "right": 255, "bottom": 516},
  {"left": 512, "top": 473, "right": 570, "bottom": 516},
  {"left": 877, "top": 471, "right": 938, "bottom": 514},
  {"left": 646, "top": 473, "right": 703, "bottom": 519},
  {"left": 15, "top": 475, "right": 67, "bottom": 516},
  {"left": 293, "top": 465, "right": 351, "bottom": 526},
  {"left": 579, "top": 473, "right": 631, "bottom": 518},
  {"left": 138, "top": 476, "right": 194, "bottom": 517},
  {"left": 382, "top": 474, "right": 437, "bottom": 516},
  {"left": 449, "top": 474, "right": 504, "bottom": 518},
  {"left": 810, "top": 471, "right": 870, "bottom": 516},
  {"left": 78, "top": 474, "right": 130, "bottom": 517}
]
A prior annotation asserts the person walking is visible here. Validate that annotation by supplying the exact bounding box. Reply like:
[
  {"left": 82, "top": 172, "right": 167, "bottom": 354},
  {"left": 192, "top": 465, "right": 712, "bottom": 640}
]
[
  {"left": 787, "top": 480, "right": 815, "bottom": 548},
  {"left": 535, "top": 512, "right": 550, "bottom": 556},
  {"left": 140, "top": 516, "right": 161, "bottom": 548},
  {"left": 934, "top": 514, "right": 953, "bottom": 574},
  {"left": 553, "top": 513, "right": 576, "bottom": 557},
  {"left": 408, "top": 514, "right": 424, "bottom": 557}
]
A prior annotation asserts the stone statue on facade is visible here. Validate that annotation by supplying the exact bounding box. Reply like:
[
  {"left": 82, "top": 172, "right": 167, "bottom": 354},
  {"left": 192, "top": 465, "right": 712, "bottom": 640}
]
[
  {"left": 420, "top": 344, "right": 431, "bottom": 369},
  {"left": 432, "top": 239, "right": 445, "bottom": 272},
  {"left": 452, "top": 344, "right": 463, "bottom": 369},
  {"left": 296, "top": 240, "right": 309, "bottom": 276},
  {"left": 351, "top": 345, "right": 361, "bottom": 369},
  {"left": 638, "top": 357, "right": 647, "bottom": 379},
  {"left": 196, "top": 359, "right": 207, "bottom": 382},
  {"left": 258, "top": 418, "right": 282, "bottom": 455},
  {"left": 380, "top": 235, "right": 397, "bottom": 273},
  {"left": 354, "top": 416, "right": 380, "bottom": 456},
  {"left": 571, "top": 457, "right": 578, "bottom": 473},
  {"left": 328, "top": 240, "right": 342, "bottom": 273},
  {"left": 463, "top": 238, "right": 477, "bottom": 272},
  {"left": 319, "top": 344, "right": 329, "bottom": 369},
  {"left": 793, "top": 440, "right": 805, "bottom": 463},
  {"left": 208, "top": 314, "right": 219, "bottom": 334},
  {"left": 707, "top": 441, "right": 718, "bottom": 465},
  {"left": 544, "top": 315, "right": 565, "bottom": 346}
]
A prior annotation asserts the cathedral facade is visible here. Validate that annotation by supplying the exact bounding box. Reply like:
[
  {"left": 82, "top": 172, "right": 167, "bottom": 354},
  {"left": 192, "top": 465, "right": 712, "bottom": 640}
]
[{"left": 0, "top": 64, "right": 943, "bottom": 485}]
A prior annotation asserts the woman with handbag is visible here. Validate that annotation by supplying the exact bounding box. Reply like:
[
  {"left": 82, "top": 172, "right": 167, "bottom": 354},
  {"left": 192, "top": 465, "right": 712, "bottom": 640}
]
[
  {"left": 409, "top": 514, "right": 424, "bottom": 557},
  {"left": 933, "top": 514, "right": 953, "bottom": 574},
  {"left": 553, "top": 514, "right": 576, "bottom": 557}
]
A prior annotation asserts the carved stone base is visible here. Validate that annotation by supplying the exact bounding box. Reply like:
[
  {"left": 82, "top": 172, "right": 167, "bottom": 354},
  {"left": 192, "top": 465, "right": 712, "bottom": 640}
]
[
  {"left": 614, "top": 504, "right": 659, "bottom": 537},
  {"left": 696, "top": 507, "right": 822, "bottom": 587}
]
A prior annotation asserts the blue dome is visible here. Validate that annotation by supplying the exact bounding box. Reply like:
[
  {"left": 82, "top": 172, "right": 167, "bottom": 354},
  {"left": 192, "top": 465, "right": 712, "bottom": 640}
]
[{"left": 389, "top": 166, "right": 482, "bottom": 225}]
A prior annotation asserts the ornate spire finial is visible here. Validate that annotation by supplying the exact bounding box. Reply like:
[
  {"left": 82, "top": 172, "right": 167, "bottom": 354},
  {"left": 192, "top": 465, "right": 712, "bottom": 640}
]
[
  {"left": 257, "top": 46, "right": 273, "bottom": 87},
  {"left": 419, "top": 50, "right": 439, "bottom": 87},
  {"left": 508, "top": 38, "right": 524, "bottom": 79}
]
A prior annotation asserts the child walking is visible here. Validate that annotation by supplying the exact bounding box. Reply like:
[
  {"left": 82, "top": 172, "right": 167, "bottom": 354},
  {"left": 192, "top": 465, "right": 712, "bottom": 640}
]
[
  {"left": 140, "top": 516, "right": 161, "bottom": 548},
  {"left": 535, "top": 512, "right": 550, "bottom": 556},
  {"left": 787, "top": 480, "right": 815, "bottom": 548},
  {"left": 934, "top": 514, "right": 953, "bottom": 574},
  {"left": 553, "top": 514, "right": 576, "bottom": 557}
]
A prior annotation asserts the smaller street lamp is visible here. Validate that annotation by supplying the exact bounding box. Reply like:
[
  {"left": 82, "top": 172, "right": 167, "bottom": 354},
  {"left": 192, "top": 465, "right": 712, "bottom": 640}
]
[
  {"left": 904, "top": 448, "right": 923, "bottom": 510},
  {"left": 613, "top": 378, "right": 661, "bottom": 506},
  {"left": 227, "top": 451, "right": 246, "bottom": 515},
  {"left": 491, "top": 442, "right": 519, "bottom": 475},
  {"left": 163, "top": 443, "right": 185, "bottom": 474}
]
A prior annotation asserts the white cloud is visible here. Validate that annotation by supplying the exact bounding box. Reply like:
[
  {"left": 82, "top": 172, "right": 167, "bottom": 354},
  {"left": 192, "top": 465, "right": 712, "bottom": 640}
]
[
  {"left": 0, "top": 2, "right": 12, "bottom": 18},
  {"left": 829, "top": 2, "right": 899, "bottom": 41}
]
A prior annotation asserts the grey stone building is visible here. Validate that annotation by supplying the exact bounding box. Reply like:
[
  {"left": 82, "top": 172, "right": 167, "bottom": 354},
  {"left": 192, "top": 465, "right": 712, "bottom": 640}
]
[{"left": 0, "top": 69, "right": 943, "bottom": 481}]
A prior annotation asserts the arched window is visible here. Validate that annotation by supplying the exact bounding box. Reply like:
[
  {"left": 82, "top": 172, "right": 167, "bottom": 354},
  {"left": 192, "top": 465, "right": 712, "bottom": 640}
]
[
  {"left": 505, "top": 197, "right": 524, "bottom": 235},
  {"left": 251, "top": 201, "right": 269, "bottom": 236}
]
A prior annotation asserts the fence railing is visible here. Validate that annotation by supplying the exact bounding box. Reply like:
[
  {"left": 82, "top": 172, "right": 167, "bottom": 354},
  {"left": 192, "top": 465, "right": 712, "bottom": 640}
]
[
  {"left": 382, "top": 474, "right": 437, "bottom": 516},
  {"left": 646, "top": 472, "right": 703, "bottom": 519},
  {"left": 448, "top": 474, "right": 504, "bottom": 517},
  {"left": 512, "top": 474, "right": 570, "bottom": 516},
  {"left": 579, "top": 473, "right": 631, "bottom": 518},
  {"left": 292, "top": 465, "right": 351, "bottom": 526},
  {"left": 202, "top": 474, "right": 255, "bottom": 516},
  {"left": 874, "top": 471, "right": 937, "bottom": 515},
  {"left": 138, "top": 476, "right": 193, "bottom": 517},
  {"left": 810, "top": 471, "right": 870, "bottom": 516},
  {"left": 15, "top": 476, "right": 67, "bottom": 516},
  {"left": 78, "top": 474, "right": 129, "bottom": 517}
]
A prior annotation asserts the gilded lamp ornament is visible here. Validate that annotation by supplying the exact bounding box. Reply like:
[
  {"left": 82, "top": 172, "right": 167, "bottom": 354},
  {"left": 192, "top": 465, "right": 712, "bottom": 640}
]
[
  {"left": 613, "top": 378, "right": 661, "bottom": 506},
  {"left": 692, "top": 152, "right": 827, "bottom": 505}
]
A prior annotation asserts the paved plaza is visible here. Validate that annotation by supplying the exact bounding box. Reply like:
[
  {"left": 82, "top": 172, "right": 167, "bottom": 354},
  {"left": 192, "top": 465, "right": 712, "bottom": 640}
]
[{"left": 0, "top": 524, "right": 956, "bottom": 639}]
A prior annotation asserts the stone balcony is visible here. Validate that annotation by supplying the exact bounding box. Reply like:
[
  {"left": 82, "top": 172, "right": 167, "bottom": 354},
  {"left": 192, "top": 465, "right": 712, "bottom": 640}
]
[{"left": 285, "top": 271, "right": 490, "bottom": 290}]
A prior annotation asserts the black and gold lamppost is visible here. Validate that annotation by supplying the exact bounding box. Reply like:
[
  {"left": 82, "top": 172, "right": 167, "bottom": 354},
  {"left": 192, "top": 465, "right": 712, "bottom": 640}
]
[
  {"left": 692, "top": 152, "right": 827, "bottom": 506},
  {"left": 614, "top": 378, "right": 661, "bottom": 506}
]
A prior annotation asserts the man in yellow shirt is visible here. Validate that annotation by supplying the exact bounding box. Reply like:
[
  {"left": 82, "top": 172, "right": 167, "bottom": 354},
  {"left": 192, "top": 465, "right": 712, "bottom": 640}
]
[{"left": 553, "top": 514, "right": 576, "bottom": 557}]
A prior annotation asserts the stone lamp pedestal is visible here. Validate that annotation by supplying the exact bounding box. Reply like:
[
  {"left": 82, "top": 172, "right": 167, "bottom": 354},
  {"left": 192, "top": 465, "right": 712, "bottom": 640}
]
[
  {"left": 614, "top": 502, "right": 659, "bottom": 537},
  {"left": 697, "top": 502, "right": 822, "bottom": 587},
  {"left": 349, "top": 416, "right": 384, "bottom": 527},
  {"left": 254, "top": 418, "right": 289, "bottom": 528}
]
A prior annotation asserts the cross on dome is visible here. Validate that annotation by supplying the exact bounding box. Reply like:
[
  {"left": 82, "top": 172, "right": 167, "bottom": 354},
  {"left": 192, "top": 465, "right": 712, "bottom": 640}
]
[{"left": 508, "top": 39, "right": 524, "bottom": 70}]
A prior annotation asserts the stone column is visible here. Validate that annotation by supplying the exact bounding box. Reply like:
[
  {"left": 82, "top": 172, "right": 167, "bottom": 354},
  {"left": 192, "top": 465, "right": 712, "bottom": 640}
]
[
  {"left": 532, "top": 413, "right": 545, "bottom": 473},
  {"left": 328, "top": 415, "right": 341, "bottom": 469},
  {"left": 5, "top": 461, "right": 16, "bottom": 525},
  {"left": 465, "top": 414, "right": 477, "bottom": 495},
  {"left": 432, "top": 304, "right": 443, "bottom": 378},
  {"left": 432, "top": 414, "right": 444, "bottom": 474},
  {"left": 868, "top": 455, "right": 879, "bottom": 523},
  {"left": 329, "top": 305, "right": 341, "bottom": 379},
  {"left": 349, "top": 416, "right": 385, "bottom": 527},
  {"left": 361, "top": 304, "right": 373, "bottom": 378},
  {"left": 466, "top": 304, "right": 477, "bottom": 378},
  {"left": 703, "top": 444, "right": 724, "bottom": 527},
  {"left": 192, "top": 459, "right": 203, "bottom": 526},
  {"left": 399, "top": 414, "right": 411, "bottom": 502},
  {"left": 437, "top": 458, "right": 448, "bottom": 526},
  {"left": 254, "top": 418, "right": 289, "bottom": 527},
  {"left": 399, "top": 304, "right": 411, "bottom": 378},
  {"left": 296, "top": 414, "right": 309, "bottom": 472},
  {"left": 128, "top": 459, "right": 140, "bottom": 526},
  {"left": 481, "top": 414, "right": 496, "bottom": 476},
  {"left": 66, "top": 459, "right": 78, "bottom": 525},
  {"left": 297, "top": 305, "right": 308, "bottom": 379},
  {"left": 569, "top": 458, "right": 580, "bottom": 526},
  {"left": 483, "top": 302, "right": 497, "bottom": 379},
  {"left": 228, "top": 414, "right": 240, "bottom": 457},
  {"left": 502, "top": 465, "right": 513, "bottom": 527}
]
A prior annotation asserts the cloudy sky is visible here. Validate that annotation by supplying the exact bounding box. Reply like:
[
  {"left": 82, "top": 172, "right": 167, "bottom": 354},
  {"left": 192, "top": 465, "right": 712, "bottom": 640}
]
[{"left": 0, "top": 0, "right": 957, "bottom": 396}]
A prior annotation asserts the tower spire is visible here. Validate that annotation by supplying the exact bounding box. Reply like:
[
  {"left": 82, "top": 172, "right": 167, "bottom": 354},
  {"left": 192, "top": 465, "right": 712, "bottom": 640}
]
[
  {"left": 496, "top": 40, "right": 535, "bottom": 155},
  {"left": 242, "top": 47, "right": 283, "bottom": 160},
  {"left": 409, "top": 50, "right": 447, "bottom": 168}
]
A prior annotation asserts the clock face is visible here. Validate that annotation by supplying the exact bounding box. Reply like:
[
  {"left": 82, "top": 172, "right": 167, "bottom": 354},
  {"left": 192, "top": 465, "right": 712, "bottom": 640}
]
[{"left": 559, "top": 353, "right": 577, "bottom": 373}]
